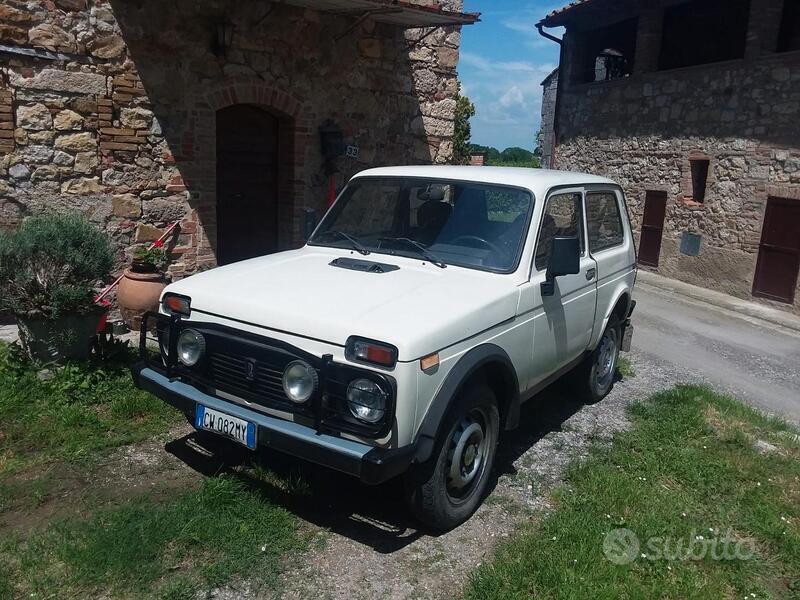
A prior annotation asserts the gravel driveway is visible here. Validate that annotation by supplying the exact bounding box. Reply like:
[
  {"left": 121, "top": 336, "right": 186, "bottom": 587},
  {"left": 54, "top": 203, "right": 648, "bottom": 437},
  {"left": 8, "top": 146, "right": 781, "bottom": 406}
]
[{"left": 200, "top": 350, "right": 700, "bottom": 600}]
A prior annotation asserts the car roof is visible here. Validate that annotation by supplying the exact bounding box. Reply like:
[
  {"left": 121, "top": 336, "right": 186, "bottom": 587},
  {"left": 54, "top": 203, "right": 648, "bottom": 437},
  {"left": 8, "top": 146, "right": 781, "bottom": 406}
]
[{"left": 351, "top": 166, "right": 618, "bottom": 196}]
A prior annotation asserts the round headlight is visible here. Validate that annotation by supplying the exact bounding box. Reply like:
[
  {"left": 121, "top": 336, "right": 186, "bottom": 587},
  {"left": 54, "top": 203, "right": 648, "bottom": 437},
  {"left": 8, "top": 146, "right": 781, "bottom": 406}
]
[
  {"left": 282, "top": 360, "right": 317, "bottom": 404},
  {"left": 177, "top": 329, "right": 205, "bottom": 366},
  {"left": 347, "top": 378, "right": 387, "bottom": 424}
]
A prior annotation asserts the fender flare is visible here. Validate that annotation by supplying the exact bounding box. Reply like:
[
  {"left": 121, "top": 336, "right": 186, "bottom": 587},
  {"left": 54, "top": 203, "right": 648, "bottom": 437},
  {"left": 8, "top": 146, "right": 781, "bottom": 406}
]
[
  {"left": 412, "top": 343, "right": 520, "bottom": 464},
  {"left": 593, "top": 289, "right": 632, "bottom": 349}
]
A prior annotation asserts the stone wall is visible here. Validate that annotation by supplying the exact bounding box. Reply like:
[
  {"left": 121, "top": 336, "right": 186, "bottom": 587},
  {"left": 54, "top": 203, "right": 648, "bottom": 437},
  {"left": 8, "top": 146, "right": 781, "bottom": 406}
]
[
  {"left": 0, "top": 0, "right": 464, "bottom": 279},
  {"left": 551, "top": 0, "right": 800, "bottom": 313},
  {"left": 539, "top": 69, "right": 558, "bottom": 169}
]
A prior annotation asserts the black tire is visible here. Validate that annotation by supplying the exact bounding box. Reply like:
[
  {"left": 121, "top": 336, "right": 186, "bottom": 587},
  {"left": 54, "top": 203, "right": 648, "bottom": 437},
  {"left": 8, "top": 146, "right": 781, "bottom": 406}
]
[
  {"left": 575, "top": 314, "right": 622, "bottom": 403},
  {"left": 404, "top": 383, "right": 500, "bottom": 531}
]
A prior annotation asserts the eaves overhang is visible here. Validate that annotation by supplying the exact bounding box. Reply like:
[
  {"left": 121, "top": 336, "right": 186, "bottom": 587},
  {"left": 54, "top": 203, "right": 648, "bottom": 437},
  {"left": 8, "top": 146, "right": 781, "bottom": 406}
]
[{"left": 280, "top": 0, "right": 480, "bottom": 27}]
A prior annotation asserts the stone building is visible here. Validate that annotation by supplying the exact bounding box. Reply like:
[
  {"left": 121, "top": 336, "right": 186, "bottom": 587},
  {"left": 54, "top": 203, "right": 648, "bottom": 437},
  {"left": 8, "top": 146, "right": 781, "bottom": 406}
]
[
  {"left": 0, "top": 0, "right": 477, "bottom": 274},
  {"left": 538, "top": 0, "right": 800, "bottom": 313},
  {"left": 538, "top": 68, "right": 558, "bottom": 169}
]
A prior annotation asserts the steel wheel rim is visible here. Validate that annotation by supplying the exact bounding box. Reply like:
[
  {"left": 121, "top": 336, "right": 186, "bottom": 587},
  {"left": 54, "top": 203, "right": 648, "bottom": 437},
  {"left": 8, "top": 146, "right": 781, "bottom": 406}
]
[
  {"left": 445, "top": 408, "right": 491, "bottom": 503},
  {"left": 595, "top": 328, "right": 618, "bottom": 390}
]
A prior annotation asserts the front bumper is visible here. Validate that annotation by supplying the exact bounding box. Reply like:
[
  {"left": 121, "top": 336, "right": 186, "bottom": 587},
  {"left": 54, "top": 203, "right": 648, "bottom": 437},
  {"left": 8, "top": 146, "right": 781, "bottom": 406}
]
[{"left": 131, "top": 363, "right": 415, "bottom": 485}]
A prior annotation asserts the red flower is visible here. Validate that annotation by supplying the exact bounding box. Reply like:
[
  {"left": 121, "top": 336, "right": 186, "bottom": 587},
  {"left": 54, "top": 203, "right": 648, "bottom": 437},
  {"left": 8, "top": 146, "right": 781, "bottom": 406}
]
[{"left": 153, "top": 240, "right": 164, "bottom": 248}]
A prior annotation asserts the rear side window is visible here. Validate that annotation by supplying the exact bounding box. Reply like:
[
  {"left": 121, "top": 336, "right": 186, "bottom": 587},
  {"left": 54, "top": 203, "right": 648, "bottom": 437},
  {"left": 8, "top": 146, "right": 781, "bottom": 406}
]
[
  {"left": 586, "top": 192, "right": 624, "bottom": 253},
  {"left": 535, "top": 192, "right": 584, "bottom": 271}
]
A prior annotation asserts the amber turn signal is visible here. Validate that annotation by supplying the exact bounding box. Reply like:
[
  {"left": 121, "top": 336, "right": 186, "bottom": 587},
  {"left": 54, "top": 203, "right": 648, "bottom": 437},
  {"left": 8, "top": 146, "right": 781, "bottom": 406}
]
[
  {"left": 162, "top": 293, "right": 191, "bottom": 317},
  {"left": 345, "top": 337, "right": 398, "bottom": 368},
  {"left": 420, "top": 353, "right": 439, "bottom": 371}
]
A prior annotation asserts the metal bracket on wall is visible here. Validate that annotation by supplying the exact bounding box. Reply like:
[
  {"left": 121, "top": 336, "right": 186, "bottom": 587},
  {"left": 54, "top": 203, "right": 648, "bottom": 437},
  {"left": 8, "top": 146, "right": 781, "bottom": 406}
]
[
  {"left": 405, "top": 26, "right": 438, "bottom": 49},
  {"left": 334, "top": 8, "right": 403, "bottom": 41},
  {"left": 0, "top": 43, "right": 95, "bottom": 64}
]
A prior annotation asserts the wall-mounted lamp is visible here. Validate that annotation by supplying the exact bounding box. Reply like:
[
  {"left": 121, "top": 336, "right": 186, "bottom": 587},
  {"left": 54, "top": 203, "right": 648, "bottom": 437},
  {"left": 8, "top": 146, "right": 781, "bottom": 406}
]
[{"left": 213, "top": 18, "right": 235, "bottom": 57}]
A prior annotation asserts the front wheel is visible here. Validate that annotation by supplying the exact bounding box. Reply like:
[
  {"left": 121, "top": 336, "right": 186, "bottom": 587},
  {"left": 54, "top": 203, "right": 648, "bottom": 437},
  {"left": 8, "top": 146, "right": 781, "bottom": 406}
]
[
  {"left": 404, "top": 384, "right": 499, "bottom": 531},
  {"left": 575, "top": 315, "right": 621, "bottom": 403}
]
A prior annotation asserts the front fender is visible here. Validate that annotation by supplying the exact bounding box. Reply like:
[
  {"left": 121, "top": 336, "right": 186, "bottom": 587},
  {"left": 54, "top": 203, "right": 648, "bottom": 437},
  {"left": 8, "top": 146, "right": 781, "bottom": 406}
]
[{"left": 412, "top": 343, "right": 519, "bottom": 464}]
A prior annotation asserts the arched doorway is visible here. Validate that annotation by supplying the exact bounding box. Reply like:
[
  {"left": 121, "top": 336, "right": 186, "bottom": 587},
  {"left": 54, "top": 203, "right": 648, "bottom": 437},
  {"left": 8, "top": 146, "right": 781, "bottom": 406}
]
[{"left": 216, "top": 105, "right": 279, "bottom": 265}]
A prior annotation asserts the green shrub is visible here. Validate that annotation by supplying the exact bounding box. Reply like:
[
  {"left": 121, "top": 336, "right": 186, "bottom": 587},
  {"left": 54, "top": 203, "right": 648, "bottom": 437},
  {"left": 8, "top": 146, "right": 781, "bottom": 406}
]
[{"left": 0, "top": 214, "right": 113, "bottom": 319}]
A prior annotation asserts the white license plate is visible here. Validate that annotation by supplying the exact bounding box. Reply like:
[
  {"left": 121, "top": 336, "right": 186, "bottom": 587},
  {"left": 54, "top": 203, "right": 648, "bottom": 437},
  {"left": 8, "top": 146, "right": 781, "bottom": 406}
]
[{"left": 195, "top": 405, "right": 257, "bottom": 450}]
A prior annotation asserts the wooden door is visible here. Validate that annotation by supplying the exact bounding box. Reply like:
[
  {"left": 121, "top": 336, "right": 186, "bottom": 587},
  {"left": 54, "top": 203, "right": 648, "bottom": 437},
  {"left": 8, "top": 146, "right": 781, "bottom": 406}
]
[
  {"left": 638, "top": 191, "right": 667, "bottom": 267},
  {"left": 753, "top": 197, "right": 800, "bottom": 304},
  {"left": 216, "top": 105, "right": 279, "bottom": 265}
]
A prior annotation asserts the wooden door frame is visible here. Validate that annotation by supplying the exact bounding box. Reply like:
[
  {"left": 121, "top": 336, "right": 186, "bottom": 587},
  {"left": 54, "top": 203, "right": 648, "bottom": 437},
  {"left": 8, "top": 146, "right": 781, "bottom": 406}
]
[
  {"left": 752, "top": 195, "right": 800, "bottom": 304},
  {"left": 215, "top": 104, "right": 281, "bottom": 265},
  {"left": 638, "top": 190, "right": 668, "bottom": 267}
]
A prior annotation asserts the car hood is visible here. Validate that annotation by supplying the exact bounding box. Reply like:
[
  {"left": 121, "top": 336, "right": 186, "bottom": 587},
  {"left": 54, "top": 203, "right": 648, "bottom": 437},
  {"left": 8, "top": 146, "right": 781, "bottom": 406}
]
[{"left": 164, "top": 248, "right": 521, "bottom": 361}]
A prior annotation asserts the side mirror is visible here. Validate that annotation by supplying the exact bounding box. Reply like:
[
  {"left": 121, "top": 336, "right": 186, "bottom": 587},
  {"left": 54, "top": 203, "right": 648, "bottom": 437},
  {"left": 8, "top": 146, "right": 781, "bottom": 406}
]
[
  {"left": 302, "top": 208, "right": 318, "bottom": 241},
  {"left": 542, "top": 236, "right": 580, "bottom": 296}
]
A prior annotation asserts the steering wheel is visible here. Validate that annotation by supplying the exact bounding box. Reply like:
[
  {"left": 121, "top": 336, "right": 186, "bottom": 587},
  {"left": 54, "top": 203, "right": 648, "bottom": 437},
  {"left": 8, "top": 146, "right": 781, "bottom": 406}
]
[{"left": 449, "top": 235, "right": 503, "bottom": 255}]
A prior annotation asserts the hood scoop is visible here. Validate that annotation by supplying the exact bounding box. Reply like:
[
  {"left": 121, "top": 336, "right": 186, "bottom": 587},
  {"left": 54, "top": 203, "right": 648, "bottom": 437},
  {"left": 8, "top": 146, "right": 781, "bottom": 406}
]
[{"left": 329, "top": 257, "right": 399, "bottom": 274}]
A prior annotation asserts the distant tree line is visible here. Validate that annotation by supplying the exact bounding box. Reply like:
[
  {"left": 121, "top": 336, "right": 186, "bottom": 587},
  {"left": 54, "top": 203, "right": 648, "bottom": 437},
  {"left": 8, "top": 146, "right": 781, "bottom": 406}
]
[
  {"left": 468, "top": 144, "right": 541, "bottom": 169},
  {"left": 451, "top": 86, "right": 540, "bottom": 168}
]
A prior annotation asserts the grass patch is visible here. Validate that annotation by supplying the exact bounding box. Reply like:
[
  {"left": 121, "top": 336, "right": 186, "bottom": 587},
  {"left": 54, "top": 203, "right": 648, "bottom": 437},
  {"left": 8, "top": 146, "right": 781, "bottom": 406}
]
[
  {"left": 616, "top": 355, "right": 635, "bottom": 378},
  {"left": 1, "top": 475, "right": 303, "bottom": 598},
  {"left": 0, "top": 341, "right": 180, "bottom": 478},
  {"left": 465, "top": 385, "right": 800, "bottom": 599}
]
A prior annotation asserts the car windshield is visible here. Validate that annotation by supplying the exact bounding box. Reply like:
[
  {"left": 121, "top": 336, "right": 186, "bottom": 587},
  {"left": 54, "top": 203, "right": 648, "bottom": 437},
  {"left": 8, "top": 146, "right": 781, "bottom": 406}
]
[{"left": 308, "top": 177, "right": 534, "bottom": 273}]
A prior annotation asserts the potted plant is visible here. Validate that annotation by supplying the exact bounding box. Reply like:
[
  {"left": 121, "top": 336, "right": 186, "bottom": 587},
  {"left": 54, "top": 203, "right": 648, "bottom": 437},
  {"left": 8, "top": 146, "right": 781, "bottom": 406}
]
[
  {"left": 117, "top": 239, "right": 169, "bottom": 331},
  {"left": 0, "top": 214, "right": 113, "bottom": 362}
]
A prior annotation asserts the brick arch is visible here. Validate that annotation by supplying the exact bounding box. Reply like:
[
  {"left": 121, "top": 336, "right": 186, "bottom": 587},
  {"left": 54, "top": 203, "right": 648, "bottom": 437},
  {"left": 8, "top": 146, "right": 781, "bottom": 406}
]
[
  {"left": 202, "top": 80, "right": 307, "bottom": 119},
  {"left": 191, "top": 80, "right": 314, "bottom": 264}
]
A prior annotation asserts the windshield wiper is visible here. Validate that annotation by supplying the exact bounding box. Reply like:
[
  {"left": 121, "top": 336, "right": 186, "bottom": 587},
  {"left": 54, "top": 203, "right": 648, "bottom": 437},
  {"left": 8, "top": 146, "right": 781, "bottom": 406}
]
[
  {"left": 315, "top": 230, "right": 370, "bottom": 255},
  {"left": 379, "top": 237, "right": 447, "bottom": 268}
]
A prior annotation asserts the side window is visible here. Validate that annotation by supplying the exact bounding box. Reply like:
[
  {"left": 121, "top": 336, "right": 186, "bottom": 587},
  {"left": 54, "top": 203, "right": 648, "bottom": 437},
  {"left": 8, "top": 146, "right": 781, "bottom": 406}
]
[
  {"left": 535, "top": 192, "right": 584, "bottom": 272},
  {"left": 586, "top": 192, "right": 625, "bottom": 253}
]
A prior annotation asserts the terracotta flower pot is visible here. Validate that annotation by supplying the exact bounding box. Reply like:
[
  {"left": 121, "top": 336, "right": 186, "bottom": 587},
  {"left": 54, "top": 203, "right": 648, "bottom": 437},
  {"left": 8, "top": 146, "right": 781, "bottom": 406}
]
[{"left": 118, "top": 268, "right": 167, "bottom": 331}]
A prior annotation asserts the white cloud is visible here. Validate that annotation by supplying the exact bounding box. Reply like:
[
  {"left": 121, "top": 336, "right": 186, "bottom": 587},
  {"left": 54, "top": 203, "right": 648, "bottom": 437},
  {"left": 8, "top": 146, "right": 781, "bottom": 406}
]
[
  {"left": 456, "top": 1, "right": 566, "bottom": 149},
  {"left": 459, "top": 52, "right": 553, "bottom": 74},
  {"left": 499, "top": 86, "right": 524, "bottom": 108}
]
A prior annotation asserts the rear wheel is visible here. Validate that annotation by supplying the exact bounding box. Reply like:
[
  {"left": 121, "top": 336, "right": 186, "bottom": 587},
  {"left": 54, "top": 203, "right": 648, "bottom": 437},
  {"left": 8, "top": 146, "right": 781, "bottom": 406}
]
[
  {"left": 576, "top": 315, "right": 621, "bottom": 403},
  {"left": 405, "top": 384, "right": 499, "bottom": 530}
]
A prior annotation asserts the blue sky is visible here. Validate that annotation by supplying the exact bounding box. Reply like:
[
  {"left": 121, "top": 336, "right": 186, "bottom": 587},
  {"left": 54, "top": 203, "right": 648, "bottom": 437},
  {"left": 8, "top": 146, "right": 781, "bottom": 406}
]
[{"left": 459, "top": 1, "right": 566, "bottom": 151}]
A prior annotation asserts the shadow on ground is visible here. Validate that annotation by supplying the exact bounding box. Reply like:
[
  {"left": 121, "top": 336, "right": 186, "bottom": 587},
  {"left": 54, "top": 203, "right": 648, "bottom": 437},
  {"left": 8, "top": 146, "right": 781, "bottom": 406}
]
[{"left": 165, "top": 376, "right": 604, "bottom": 554}]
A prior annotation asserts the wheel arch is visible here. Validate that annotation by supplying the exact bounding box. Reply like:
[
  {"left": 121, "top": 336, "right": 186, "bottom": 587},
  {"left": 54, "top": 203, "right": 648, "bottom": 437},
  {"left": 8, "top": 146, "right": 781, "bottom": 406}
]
[
  {"left": 592, "top": 289, "right": 633, "bottom": 350},
  {"left": 412, "top": 344, "right": 520, "bottom": 464}
]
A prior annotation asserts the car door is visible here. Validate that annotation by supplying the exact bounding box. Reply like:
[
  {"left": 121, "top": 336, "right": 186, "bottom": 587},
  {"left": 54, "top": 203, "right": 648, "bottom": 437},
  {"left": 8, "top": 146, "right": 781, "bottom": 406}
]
[{"left": 526, "top": 188, "right": 598, "bottom": 388}]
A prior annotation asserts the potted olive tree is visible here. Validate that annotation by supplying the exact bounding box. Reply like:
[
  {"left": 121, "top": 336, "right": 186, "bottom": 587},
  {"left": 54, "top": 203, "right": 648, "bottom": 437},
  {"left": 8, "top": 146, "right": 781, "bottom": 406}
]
[
  {"left": 117, "top": 240, "right": 169, "bottom": 330},
  {"left": 0, "top": 214, "right": 113, "bottom": 362}
]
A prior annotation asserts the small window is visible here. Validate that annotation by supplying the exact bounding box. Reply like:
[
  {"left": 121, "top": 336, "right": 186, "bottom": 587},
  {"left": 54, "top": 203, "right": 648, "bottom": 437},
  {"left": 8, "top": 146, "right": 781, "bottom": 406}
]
[
  {"left": 778, "top": 0, "right": 800, "bottom": 52},
  {"left": 535, "top": 192, "right": 584, "bottom": 271},
  {"left": 587, "top": 192, "right": 624, "bottom": 252},
  {"left": 658, "top": 0, "right": 751, "bottom": 70},
  {"left": 690, "top": 159, "right": 710, "bottom": 203}
]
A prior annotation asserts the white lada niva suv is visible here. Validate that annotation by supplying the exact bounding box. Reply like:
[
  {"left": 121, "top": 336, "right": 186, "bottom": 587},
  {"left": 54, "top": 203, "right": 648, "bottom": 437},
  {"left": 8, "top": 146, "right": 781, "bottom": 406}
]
[{"left": 132, "top": 166, "right": 636, "bottom": 529}]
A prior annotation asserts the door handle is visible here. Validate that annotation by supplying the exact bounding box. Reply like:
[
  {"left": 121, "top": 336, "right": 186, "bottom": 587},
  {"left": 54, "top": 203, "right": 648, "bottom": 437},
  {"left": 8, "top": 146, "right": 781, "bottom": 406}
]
[{"left": 586, "top": 268, "right": 596, "bottom": 281}]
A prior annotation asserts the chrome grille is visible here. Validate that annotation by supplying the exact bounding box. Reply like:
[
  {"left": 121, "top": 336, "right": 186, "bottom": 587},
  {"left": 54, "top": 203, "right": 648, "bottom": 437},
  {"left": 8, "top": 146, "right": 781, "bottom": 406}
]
[{"left": 208, "top": 352, "right": 295, "bottom": 409}]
